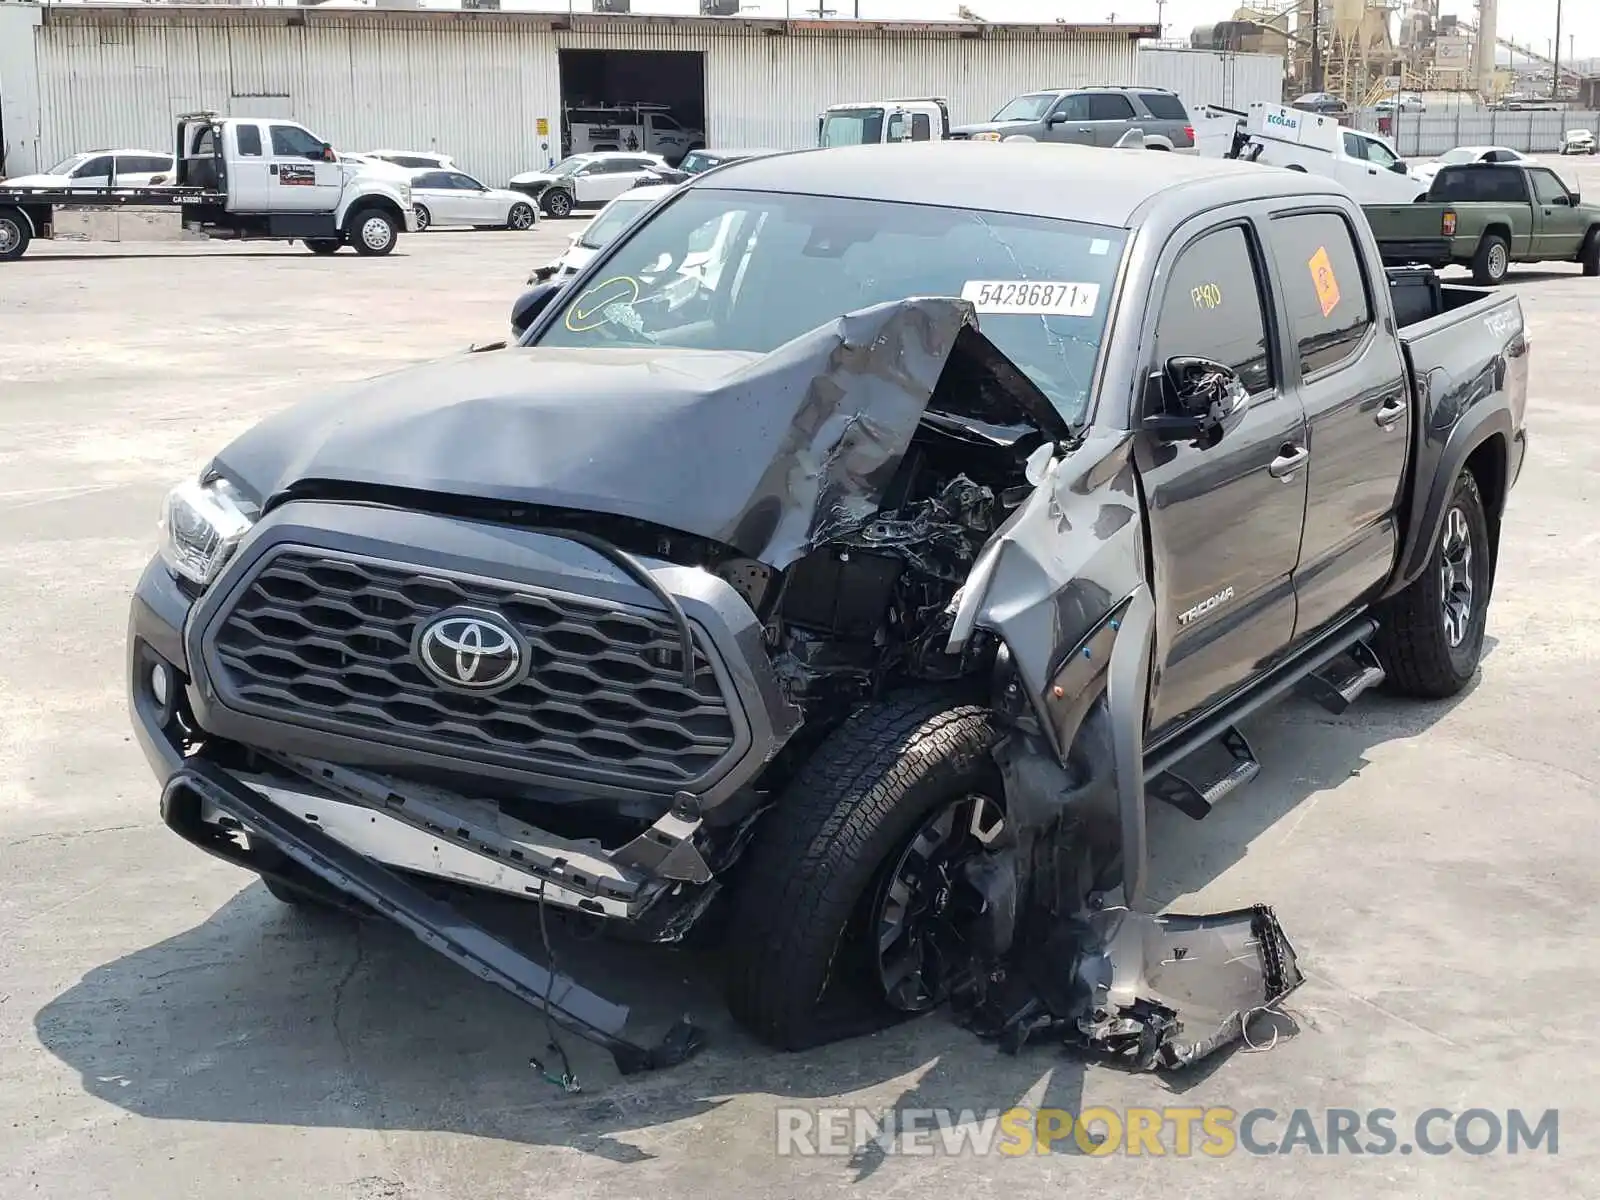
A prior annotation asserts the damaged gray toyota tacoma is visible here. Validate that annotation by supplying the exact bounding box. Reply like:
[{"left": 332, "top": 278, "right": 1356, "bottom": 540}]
[{"left": 130, "top": 144, "right": 1529, "bottom": 1078}]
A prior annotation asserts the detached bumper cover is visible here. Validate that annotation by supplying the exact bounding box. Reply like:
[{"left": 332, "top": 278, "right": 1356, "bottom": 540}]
[
  {"left": 162, "top": 758, "right": 705, "bottom": 1077},
  {"left": 958, "top": 904, "right": 1304, "bottom": 1070}
]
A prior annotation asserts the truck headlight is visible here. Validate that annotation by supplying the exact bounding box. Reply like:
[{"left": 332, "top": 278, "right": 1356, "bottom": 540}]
[
  {"left": 158, "top": 475, "right": 259, "bottom": 587},
  {"left": 971, "top": 131, "right": 1004, "bottom": 142}
]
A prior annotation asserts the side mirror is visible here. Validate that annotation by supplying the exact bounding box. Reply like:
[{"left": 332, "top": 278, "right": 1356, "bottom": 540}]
[
  {"left": 1142, "top": 356, "right": 1251, "bottom": 449},
  {"left": 510, "top": 281, "right": 564, "bottom": 338},
  {"left": 1570, "top": 191, "right": 1582, "bottom": 204},
  {"left": 1045, "top": 111, "right": 1068, "bottom": 126},
  {"left": 321, "top": 143, "right": 336, "bottom": 162},
  {"left": 1390, "top": 160, "right": 1409, "bottom": 174}
]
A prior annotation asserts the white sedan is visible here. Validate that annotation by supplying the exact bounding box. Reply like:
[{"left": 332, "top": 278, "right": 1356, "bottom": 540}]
[
  {"left": 1411, "top": 145, "right": 1532, "bottom": 187},
  {"left": 2, "top": 148, "right": 174, "bottom": 188},
  {"left": 407, "top": 169, "right": 538, "bottom": 232}
]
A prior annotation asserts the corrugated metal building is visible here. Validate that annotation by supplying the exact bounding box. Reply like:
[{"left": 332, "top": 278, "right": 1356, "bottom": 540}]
[
  {"left": 1135, "top": 47, "right": 1284, "bottom": 112},
  {"left": 3, "top": 3, "right": 1158, "bottom": 183},
  {"left": 0, "top": 2, "right": 44, "bottom": 178}
]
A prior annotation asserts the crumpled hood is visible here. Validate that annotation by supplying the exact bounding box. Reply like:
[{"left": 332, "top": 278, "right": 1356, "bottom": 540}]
[{"left": 212, "top": 298, "right": 1064, "bottom": 568}]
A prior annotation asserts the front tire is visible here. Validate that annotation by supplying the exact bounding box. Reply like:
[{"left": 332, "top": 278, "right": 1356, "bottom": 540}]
[
  {"left": 723, "top": 693, "right": 1002, "bottom": 1051},
  {"left": 541, "top": 189, "right": 573, "bottom": 218},
  {"left": 1373, "top": 469, "right": 1493, "bottom": 698},
  {"left": 349, "top": 208, "right": 398, "bottom": 256},
  {"left": 1472, "top": 232, "right": 1510, "bottom": 285},
  {"left": 412, "top": 204, "right": 431, "bottom": 232},
  {"left": 507, "top": 202, "right": 536, "bottom": 231},
  {"left": 1582, "top": 230, "right": 1600, "bottom": 277}
]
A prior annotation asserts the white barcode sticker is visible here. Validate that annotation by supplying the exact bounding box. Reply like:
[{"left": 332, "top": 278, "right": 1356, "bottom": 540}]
[{"left": 960, "top": 280, "right": 1100, "bottom": 317}]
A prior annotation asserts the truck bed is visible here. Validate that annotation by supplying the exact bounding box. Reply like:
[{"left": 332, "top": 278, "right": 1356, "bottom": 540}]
[{"left": 1388, "top": 268, "right": 1527, "bottom": 431}]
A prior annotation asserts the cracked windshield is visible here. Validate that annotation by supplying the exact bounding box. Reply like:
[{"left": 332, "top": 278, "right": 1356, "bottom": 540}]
[{"left": 533, "top": 188, "right": 1128, "bottom": 426}]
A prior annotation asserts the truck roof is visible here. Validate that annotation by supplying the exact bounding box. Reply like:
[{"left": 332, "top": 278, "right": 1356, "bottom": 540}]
[{"left": 704, "top": 142, "right": 1341, "bottom": 229}]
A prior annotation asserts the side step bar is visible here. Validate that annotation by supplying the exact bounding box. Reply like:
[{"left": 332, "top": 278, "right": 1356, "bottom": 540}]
[
  {"left": 1147, "top": 725, "right": 1259, "bottom": 819},
  {"left": 1145, "top": 614, "right": 1380, "bottom": 819},
  {"left": 1299, "top": 640, "right": 1387, "bottom": 715},
  {"left": 162, "top": 759, "right": 705, "bottom": 1078}
]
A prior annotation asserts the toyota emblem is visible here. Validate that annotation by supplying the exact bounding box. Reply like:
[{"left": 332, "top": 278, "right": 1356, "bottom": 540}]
[{"left": 415, "top": 609, "right": 526, "bottom": 692}]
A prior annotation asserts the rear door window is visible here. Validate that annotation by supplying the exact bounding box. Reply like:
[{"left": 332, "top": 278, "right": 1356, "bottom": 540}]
[
  {"left": 235, "top": 125, "right": 263, "bottom": 157},
  {"left": 911, "top": 113, "right": 932, "bottom": 141},
  {"left": 1341, "top": 131, "right": 1369, "bottom": 159},
  {"left": 1137, "top": 92, "right": 1189, "bottom": 121},
  {"left": 1087, "top": 94, "right": 1137, "bottom": 121},
  {"left": 1154, "top": 224, "right": 1275, "bottom": 396},
  {"left": 1266, "top": 211, "right": 1374, "bottom": 378}
]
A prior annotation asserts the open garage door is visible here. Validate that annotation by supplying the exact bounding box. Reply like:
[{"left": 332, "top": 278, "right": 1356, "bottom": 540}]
[{"left": 557, "top": 49, "right": 706, "bottom": 166}]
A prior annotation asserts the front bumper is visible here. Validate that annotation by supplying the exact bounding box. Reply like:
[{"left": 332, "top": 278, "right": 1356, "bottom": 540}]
[
  {"left": 128, "top": 499, "right": 811, "bottom": 1073},
  {"left": 402, "top": 207, "right": 419, "bottom": 233},
  {"left": 160, "top": 757, "right": 703, "bottom": 1075},
  {"left": 129, "top": 503, "right": 802, "bottom": 915}
]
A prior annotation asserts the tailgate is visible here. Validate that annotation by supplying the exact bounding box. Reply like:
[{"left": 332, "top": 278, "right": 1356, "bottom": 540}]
[{"left": 1364, "top": 203, "right": 1455, "bottom": 264}]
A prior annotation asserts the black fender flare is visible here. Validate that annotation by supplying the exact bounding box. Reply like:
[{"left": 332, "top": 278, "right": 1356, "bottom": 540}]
[
  {"left": 0, "top": 203, "right": 36, "bottom": 236},
  {"left": 1383, "top": 401, "right": 1513, "bottom": 598}
]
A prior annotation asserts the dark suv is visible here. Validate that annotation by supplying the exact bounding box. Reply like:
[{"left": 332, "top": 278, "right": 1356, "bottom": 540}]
[{"left": 949, "top": 86, "right": 1195, "bottom": 151}]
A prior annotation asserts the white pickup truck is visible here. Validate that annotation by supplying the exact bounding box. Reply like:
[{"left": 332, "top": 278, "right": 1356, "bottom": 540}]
[
  {"left": 817, "top": 98, "right": 952, "bottom": 147},
  {"left": 0, "top": 112, "right": 416, "bottom": 262},
  {"left": 1224, "top": 102, "right": 1426, "bottom": 204}
]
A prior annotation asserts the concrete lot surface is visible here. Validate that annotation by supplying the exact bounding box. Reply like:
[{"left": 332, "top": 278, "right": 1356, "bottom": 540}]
[{"left": 2, "top": 179, "right": 1598, "bottom": 1199}]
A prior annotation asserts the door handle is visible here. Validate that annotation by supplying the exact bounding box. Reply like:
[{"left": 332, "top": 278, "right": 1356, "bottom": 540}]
[
  {"left": 1374, "top": 396, "right": 1407, "bottom": 427},
  {"left": 1268, "top": 445, "right": 1309, "bottom": 479}
]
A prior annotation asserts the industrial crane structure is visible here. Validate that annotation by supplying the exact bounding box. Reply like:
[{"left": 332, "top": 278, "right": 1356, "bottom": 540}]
[{"left": 1192, "top": 1, "right": 1514, "bottom": 106}]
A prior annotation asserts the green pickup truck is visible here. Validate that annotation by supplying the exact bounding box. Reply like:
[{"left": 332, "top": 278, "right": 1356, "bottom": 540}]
[{"left": 1364, "top": 160, "right": 1600, "bottom": 284}]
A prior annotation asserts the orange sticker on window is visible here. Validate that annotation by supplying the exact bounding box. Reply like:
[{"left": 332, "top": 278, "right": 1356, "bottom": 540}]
[{"left": 1308, "top": 246, "right": 1341, "bottom": 317}]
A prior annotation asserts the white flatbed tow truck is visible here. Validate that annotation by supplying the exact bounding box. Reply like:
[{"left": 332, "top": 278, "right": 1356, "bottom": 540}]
[{"left": 0, "top": 111, "right": 416, "bottom": 262}]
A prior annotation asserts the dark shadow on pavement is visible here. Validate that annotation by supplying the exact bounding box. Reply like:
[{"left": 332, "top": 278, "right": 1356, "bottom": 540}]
[{"left": 34, "top": 681, "right": 1478, "bottom": 1161}]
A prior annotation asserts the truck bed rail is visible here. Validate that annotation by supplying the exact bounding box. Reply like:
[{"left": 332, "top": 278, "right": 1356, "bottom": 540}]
[{"left": 0, "top": 185, "right": 221, "bottom": 208}]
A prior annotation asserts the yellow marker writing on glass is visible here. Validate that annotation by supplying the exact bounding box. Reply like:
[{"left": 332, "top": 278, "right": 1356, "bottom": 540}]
[{"left": 564, "top": 276, "right": 641, "bottom": 332}]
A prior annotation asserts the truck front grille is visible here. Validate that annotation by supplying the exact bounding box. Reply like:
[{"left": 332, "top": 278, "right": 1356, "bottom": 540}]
[{"left": 209, "top": 549, "right": 739, "bottom": 790}]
